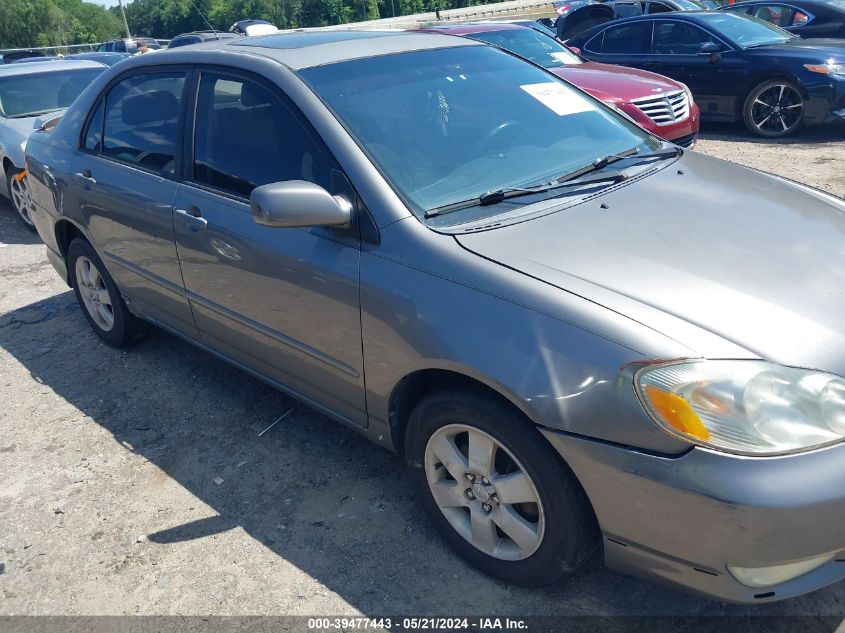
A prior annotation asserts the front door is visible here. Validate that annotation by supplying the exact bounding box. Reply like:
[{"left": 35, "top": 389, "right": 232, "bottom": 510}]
[
  {"left": 172, "top": 70, "right": 367, "bottom": 425},
  {"left": 645, "top": 20, "right": 744, "bottom": 118},
  {"left": 70, "top": 69, "right": 199, "bottom": 338}
]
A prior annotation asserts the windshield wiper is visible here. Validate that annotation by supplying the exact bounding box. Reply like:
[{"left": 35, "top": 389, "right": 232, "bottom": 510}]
[
  {"left": 425, "top": 146, "right": 681, "bottom": 219},
  {"left": 8, "top": 108, "right": 62, "bottom": 119}
]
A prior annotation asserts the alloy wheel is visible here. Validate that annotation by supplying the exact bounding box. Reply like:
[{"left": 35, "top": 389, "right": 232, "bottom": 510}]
[
  {"left": 424, "top": 423, "right": 545, "bottom": 561},
  {"left": 9, "top": 173, "right": 36, "bottom": 227},
  {"left": 75, "top": 256, "right": 115, "bottom": 332},
  {"left": 749, "top": 83, "right": 803, "bottom": 136}
]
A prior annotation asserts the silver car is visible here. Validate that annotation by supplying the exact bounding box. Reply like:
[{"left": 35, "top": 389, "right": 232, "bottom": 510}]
[
  {"left": 0, "top": 60, "right": 106, "bottom": 229},
  {"left": 23, "top": 31, "right": 845, "bottom": 603}
]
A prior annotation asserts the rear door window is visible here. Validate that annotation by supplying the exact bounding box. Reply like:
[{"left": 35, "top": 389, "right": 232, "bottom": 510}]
[
  {"left": 101, "top": 72, "right": 186, "bottom": 175},
  {"left": 600, "top": 22, "right": 653, "bottom": 53},
  {"left": 647, "top": 2, "right": 675, "bottom": 13},
  {"left": 613, "top": 2, "right": 644, "bottom": 17},
  {"left": 652, "top": 21, "right": 719, "bottom": 54},
  {"left": 190, "top": 73, "right": 333, "bottom": 198},
  {"left": 751, "top": 4, "right": 795, "bottom": 26}
]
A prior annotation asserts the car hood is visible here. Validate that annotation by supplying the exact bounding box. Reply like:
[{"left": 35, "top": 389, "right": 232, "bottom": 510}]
[
  {"left": 455, "top": 152, "right": 845, "bottom": 375},
  {"left": 551, "top": 61, "right": 684, "bottom": 103},
  {"left": 748, "top": 38, "right": 845, "bottom": 61}
]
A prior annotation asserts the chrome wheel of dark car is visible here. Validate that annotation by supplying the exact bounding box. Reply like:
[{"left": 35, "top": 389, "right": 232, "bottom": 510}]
[
  {"left": 744, "top": 81, "right": 804, "bottom": 138},
  {"left": 6, "top": 167, "right": 37, "bottom": 231}
]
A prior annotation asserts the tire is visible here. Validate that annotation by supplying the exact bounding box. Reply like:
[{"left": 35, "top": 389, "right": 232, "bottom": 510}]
[
  {"left": 742, "top": 79, "right": 804, "bottom": 138},
  {"left": 404, "top": 389, "right": 598, "bottom": 587},
  {"left": 6, "top": 165, "right": 37, "bottom": 231},
  {"left": 67, "top": 238, "right": 147, "bottom": 347}
]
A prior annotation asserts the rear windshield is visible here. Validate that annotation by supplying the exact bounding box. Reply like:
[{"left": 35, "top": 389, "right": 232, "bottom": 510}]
[{"left": 0, "top": 67, "right": 105, "bottom": 118}]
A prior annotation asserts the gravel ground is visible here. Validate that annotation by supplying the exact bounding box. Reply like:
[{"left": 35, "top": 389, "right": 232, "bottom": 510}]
[{"left": 1, "top": 122, "right": 844, "bottom": 623}]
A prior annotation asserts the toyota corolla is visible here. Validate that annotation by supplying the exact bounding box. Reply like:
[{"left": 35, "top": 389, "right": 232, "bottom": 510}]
[{"left": 23, "top": 31, "right": 845, "bottom": 603}]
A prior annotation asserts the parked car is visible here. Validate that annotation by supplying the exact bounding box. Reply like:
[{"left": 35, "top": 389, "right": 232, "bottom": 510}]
[
  {"left": 550, "top": 0, "right": 716, "bottom": 39},
  {"left": 720, "top": 0, "right": 845, "bottom": 38},
  {"left": 601, "top": 0, "right": 717, "bottom": 16},
  {"left": 419, "top": 23, "right": 700, "bottom": 146},
  {"left": 10, "top": 56, "right": 60, "bottom": 64},
  {"left": 229, "top": 19, "right": 278, "bottom": 36},
  {"left": 97, "top": 38, "right": 161, "bottom": 54},
  {"left": 566, "top": 11, "right": 845, "bottom": 136},
  {"left": 25, "top": 31, "right": 845, "bottom": 604},
  {"left": 66, "top": 52, "right": 133, "bottom": 66},
  {"left": 0, "top": 60, "right": 107, "bottom": 229},
  {"left": 168, "top": 31, "right": 242, "bottom": 49},
  {"left": 1, "top": 49, "right": 42, "bottom": 64}
]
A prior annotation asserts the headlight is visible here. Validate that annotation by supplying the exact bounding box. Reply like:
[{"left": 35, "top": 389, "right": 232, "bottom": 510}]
[
  {"left": 635, "top": 360, "right": 845, "bottom": 455},
  {"left": 805, "top": 63, "right": 845, "bottom": 76}
]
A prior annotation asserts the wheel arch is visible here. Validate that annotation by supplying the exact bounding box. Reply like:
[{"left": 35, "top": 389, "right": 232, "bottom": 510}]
[
  {"left": 54, "top": 218, "right": 88, "bottom": 279},
  {"left": 387, "top": 366, "right": 540, "bottom": 458},
  {"left": 735, "top": 70, "right": 806, "bottom": 120}
]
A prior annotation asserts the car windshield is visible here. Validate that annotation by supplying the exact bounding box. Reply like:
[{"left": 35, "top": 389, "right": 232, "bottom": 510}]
[
  {"left": 696, "top": 12, "right": 796, "bottom": 46},
  {"left": 302, "top": 46, "right": 654, "bottom": 222},
  {"left": 467, "top": 28, "right": 583, "bottom": 67},
  {"left": 0, "top": 67, "right": 104, "bottom": 118}
]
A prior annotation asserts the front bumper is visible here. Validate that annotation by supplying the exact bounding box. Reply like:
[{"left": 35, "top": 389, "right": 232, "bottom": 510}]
[{"left": 542, "top": 430, "right": 845, "bottom": 603}]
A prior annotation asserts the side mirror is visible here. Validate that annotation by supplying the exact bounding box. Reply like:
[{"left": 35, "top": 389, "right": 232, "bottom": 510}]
[
  {"left": 568, "top": 45, "right": 582, "bottom": 55},
  {"left": 251, "top": 180, "right": 353, "bottom": 229},
  {"left": 697, "top": 41, "right": 722, "bottom": 62}
]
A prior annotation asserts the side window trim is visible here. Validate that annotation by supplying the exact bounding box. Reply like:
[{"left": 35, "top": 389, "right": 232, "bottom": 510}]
[
  {"left": 80, "top": 64, "right": 193, "bottom": 180},
  {"left": 183, "top": 64, "right": 343, "bottom": 202}
]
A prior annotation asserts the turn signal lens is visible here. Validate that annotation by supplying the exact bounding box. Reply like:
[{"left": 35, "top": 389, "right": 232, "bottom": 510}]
[
  {"left": 644, "top": 385, "right": 711, "bottom": 441},
  {"left": 804, "top": 63, "right": 845, "bottom": 76}
]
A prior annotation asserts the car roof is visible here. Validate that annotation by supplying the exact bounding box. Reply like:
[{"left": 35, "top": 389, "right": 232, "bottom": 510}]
[
  {"left": 148, "top": 30, "right": 480, "bottom": 70},
  {"left": 419, "top": 22, "right": 526, "bottom": 35},
  {"left": 0, "top": 59, "right": 105, "bottom": 76}
]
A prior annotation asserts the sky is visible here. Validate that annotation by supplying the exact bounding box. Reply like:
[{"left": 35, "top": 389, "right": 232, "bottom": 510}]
[{"left": 85, "top": 0, "right": 132, "bottom": 8}]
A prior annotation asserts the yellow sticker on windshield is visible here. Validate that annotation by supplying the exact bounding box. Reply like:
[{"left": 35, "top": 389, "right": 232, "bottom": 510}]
[{"left": 520, "top": 82, "right": 595, "bottom": 116}]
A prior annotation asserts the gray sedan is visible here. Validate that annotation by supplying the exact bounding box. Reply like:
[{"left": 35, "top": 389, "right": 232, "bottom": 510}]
[{"left": 23, "top": 31, "right": 845, "bottom": 603}]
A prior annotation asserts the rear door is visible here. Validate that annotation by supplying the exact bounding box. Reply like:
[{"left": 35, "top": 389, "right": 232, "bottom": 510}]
[
  {"left": 69, "top": 68, "right": 199, "bottom": 338},
  {"left": 171, "top": 69, "right": 367, "bottom": 425}
]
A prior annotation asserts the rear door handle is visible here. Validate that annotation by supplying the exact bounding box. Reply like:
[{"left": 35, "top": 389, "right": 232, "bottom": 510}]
[
  {"left": 74, "top": 170, "right": 96, "bottom": 188},
  {"left": 175, "top": 207, "right": 208, "bottom": 231}
]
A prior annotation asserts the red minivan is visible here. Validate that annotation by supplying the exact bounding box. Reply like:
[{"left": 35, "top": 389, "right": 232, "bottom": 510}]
[{"left": 420, "top": 22, "right": 700, "bottom": 147}]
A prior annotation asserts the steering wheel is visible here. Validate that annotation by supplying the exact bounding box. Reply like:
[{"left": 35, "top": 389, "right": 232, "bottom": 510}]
[{"left": 475, "top": 120, "right": 529, "bottom": 153}]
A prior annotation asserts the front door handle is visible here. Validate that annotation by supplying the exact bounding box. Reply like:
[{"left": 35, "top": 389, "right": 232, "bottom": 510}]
[
  {"left": 74, "top": 170, "right": 96, "bottom": 189},
  {"left": 175, "top": 207, "right": 208, "bottom": 231}
]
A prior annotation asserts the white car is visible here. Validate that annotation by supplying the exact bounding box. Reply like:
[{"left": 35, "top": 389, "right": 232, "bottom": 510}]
[{"left": 0, "top": 60, "right": 106, "bottom": 229}]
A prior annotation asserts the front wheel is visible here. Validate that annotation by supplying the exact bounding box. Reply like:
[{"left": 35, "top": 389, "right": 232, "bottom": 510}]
[
  {"left": 743, "top": 80, "right": 804, "bottom": 138},
  {"left": 405, "top": 389, "right": 598, "bottom": 587},
  {"left": 68, "top": 238, "right": 147, "bottom": 347},
  {"left": 6, "top": 165, "right": 37, "bottom": 231}
]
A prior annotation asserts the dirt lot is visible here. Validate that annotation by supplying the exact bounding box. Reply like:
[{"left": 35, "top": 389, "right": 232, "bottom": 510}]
[{"left": 1, "top": 122, "right": 845, "bottom": 624}]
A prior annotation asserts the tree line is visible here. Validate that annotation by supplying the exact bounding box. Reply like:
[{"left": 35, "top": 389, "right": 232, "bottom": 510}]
[{"left": 1, "top": 0, "right": 506, "bottom": 50}]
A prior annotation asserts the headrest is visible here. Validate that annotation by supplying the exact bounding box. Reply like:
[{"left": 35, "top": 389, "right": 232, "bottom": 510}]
[
  {"left": 240, "top": 82, "right": 272, "bottom": 107},
  {"left": 122, "top": 90, "right": 179, "bottom": 125}
]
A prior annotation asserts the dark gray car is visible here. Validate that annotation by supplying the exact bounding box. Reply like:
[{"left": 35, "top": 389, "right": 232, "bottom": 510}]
[{"left": 23, "top": 31, "right": 845, "bottom": 603}]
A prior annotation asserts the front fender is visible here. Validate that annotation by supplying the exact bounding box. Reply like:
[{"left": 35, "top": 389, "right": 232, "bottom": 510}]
[{"left": 361, "top": 218, "right": 695, "bottom": 456}]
